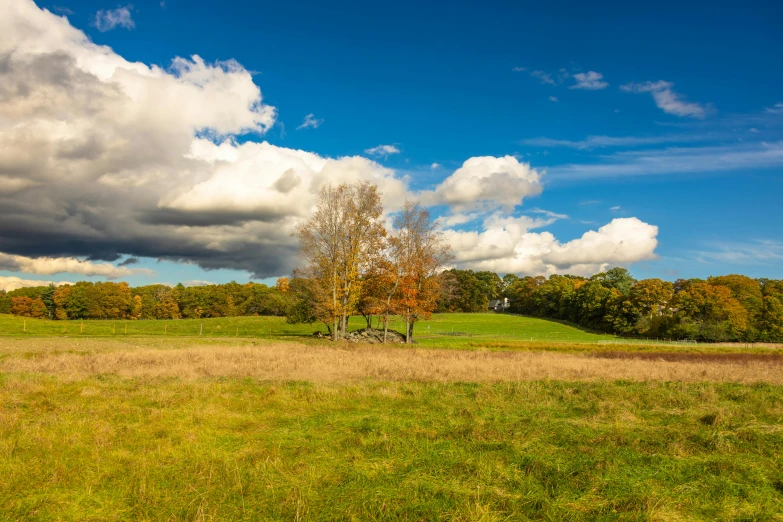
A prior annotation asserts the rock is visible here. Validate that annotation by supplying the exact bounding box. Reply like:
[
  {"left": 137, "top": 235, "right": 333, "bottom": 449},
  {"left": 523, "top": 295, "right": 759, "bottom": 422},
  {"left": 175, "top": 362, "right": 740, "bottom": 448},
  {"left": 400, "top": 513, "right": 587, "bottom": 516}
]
[
  {"left": 343, "top": 328, "right": 407, "bottom": 344},
  {"left": 312, "top": 328, "right": 407, "bottom": 343}
]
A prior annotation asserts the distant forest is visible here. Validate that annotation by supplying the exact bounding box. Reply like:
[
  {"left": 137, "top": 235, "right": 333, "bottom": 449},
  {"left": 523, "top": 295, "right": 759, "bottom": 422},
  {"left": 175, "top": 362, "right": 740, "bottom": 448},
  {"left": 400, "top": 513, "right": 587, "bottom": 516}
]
[{"left": 2, "top": 268, "right": 782, "bottom": 342}]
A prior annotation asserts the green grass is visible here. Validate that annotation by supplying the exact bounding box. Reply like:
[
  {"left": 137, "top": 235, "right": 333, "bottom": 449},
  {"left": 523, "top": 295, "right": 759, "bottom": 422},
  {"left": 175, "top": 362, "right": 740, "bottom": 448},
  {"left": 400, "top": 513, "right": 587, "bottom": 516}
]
[
  {"left": 0, "top": 313, "right": 620, "bottom": 343},
  {"left": 1, "top": 375, "right": 782, "bottom": 521},
  {"left": 3, "top": 313, "right": 775, "bottom": 354}
]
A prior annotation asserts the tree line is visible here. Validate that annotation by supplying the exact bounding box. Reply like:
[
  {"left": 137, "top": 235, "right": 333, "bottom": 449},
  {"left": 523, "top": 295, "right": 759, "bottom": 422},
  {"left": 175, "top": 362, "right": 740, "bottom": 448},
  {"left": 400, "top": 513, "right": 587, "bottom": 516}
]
[
  {"left": 1, "top": 280, "right": 294, "bottom": 321},
  {"left": 436, "top": 268, "right": 783, "bottom": 342}
]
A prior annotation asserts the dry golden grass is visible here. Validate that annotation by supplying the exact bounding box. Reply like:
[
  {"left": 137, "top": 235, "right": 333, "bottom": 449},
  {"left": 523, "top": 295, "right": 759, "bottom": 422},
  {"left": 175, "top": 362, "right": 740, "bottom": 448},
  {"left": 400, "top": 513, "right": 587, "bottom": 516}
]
[{"left": 1, "top": 337, "right": 782, "bottom": 384}]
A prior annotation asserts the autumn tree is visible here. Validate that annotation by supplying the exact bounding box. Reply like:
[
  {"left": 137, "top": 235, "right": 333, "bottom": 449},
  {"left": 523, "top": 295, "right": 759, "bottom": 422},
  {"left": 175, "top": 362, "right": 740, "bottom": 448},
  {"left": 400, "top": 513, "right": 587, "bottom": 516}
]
[
  {"left": 670, "top": 282, "right": 749, "bottom": 341},
  {"left": 293, "top": 182, "right": 385, "bottom": 340},
  {"left": 630, "top": 278, "right": 674, "bottom": 323},
  {"left": 11, "top": 296, "right": 45, "bottom": 318},
  {"left": 357, "top": 241, "right": 405, "bottom": 342},
  {"left": 391, "top": 201, "right": 453, "bottom": 343},
  {"left": 130, "top": 295, "right": 143, "bottom": 320},
  {"left": 276, "top": 277, "right": 290, "bottom": 294}
]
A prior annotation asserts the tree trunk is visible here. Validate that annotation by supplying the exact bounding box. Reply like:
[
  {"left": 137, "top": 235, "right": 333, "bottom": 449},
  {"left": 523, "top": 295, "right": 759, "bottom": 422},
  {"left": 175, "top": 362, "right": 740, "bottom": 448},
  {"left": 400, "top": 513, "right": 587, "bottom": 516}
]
[
  {"left": 383, "top": 313, "right": 389, "bottom": 344},
  {"left": 332, "top": 268, "right": 339, "bottom": 341},
  {"left": 405, "top": 311, "right": 413, "bottom": 344}
]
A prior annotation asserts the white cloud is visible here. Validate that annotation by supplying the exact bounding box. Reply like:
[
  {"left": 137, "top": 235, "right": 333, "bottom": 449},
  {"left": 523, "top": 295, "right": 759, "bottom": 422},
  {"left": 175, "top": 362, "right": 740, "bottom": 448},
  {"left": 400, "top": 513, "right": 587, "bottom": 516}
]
[
  {"left": 610, "top": 206, "right": 621, "bottom": 211},
  {"left": 0, "top": 252, "right": 151, "bottom": 278},
  {"left": 296, "top": 113, "right": 323, "bottom": 130},
  {"left": 522, "top": 133, "right": 711, "bottom": 150},
  {"left": 0, "top": 276, "right": 74, "bottom": 292},
  {"left": 181, "top": 279, "right": 216, "bottom": 287},
  {"left": 430, "top": 162, "right": 441, "bottom": 169},
  {"left": 570, "top": 71, "right": 608, "bottom": 90},
  {"left": 444, "top": 217, "right": 658, "bottom": 276},
  {"left": 765, "top": 103, "right": 783, "bottom": 115},
  {"left": 528, "top": 208, "right": 568, "bottom": 220},
  {"left": 52, "top": 5, "right": 73, "bottom": 15},
  {"left": 695, "top": 240, "right": 783, "bottom": 265},
  {"left": 621, "top": 80, "right": 707, "bottom": 118},
  {"left": 0, "top": 0, "right": 661, "bottom": 280},
  {"left": 549, "top": 142, "right": 783, "bottom": 180},
  {"left": 516, "top": 67, "right": 573, "bottom": 87},
  {"left": 166, "top": 140, "right": 409, "bottom": 216},
  {"left": 549, "top": 96, "right": 558, "bottom": 102},
  {"left": 419, "top": 156, "right": 543, "bottom": 212},
  {"left": 530, "top": 70, "right": 555, "bottom": 85},
  {"left": 364, "top": 144, "right": 400, "bottom": 157},
  {"left": 94, "top": 5, "right": 134, "bottom": 32}
]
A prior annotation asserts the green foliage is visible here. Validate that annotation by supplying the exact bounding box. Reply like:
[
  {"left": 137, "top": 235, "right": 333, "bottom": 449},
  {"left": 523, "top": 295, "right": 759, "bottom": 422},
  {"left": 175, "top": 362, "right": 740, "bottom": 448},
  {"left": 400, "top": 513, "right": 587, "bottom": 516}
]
[
  {"left": 436, "top": 269, "right": 493, "bottom": 312},
  {"left": 0, "top": 291, "right": 11, "bottom": 314},
  {"left": 499, "top": 272, "right": 783, "bottom": 343}
]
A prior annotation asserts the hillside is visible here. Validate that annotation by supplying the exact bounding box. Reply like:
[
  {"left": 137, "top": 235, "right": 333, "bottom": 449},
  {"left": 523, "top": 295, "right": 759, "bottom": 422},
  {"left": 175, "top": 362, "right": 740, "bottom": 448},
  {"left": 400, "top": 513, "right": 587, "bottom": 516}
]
[{"left": 0, "top": 313, "right": 617, "bottom": 344}]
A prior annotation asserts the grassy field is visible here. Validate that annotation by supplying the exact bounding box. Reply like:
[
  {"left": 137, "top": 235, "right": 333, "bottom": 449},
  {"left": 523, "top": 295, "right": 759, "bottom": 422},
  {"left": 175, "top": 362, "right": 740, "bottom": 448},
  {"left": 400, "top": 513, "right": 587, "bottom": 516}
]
[
  {"left": 0, "top": 313, "right": 647, "bottom": 346},
  {"left": 2, "top": 371, "right": 782, "bottom": 521},
  {"left": 3, "top": 313, "right": 779, "bottom": 354},
  {"left": 2, "top": 315, "right": 783, "bottom": 520}
]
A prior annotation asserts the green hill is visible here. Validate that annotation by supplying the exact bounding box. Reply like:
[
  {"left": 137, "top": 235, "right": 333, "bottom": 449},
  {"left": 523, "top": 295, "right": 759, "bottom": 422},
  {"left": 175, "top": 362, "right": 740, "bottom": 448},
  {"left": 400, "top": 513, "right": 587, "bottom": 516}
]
[{"left": 0, "top": 313, "right": 617, "bottom": 344}]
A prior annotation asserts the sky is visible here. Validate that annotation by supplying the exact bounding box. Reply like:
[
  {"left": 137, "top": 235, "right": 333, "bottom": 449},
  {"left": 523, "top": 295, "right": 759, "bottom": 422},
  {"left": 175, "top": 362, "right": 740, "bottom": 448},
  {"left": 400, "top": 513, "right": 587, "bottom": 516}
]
[{"left": 1, "top": 0, "right": 782, "bottom": 291}]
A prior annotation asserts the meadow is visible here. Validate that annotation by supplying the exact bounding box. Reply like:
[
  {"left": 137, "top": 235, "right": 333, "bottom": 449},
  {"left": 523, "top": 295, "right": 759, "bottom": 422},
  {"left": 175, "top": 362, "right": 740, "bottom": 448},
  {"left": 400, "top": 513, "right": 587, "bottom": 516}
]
[
  {"left": 2, "top": 314, "right": 783, "bottom": 520},
  {"left": 0, "top": 312, "right": 617, "bottom": 343}
]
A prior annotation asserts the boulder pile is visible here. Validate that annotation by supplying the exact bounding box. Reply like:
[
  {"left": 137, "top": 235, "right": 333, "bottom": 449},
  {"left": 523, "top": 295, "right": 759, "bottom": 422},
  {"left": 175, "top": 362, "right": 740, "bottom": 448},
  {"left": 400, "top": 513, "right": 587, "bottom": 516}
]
[{"left": 314, "top": 328, "right": 407, "bottom": 344}]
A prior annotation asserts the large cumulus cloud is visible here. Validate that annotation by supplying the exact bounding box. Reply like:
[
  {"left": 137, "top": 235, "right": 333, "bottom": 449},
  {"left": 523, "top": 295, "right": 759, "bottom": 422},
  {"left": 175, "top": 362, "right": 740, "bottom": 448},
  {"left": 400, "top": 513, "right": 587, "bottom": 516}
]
[
  {"left": 444, "top": 216, "right": 658, "bottom": 276},
  {"left": 0, "top": 0, "right": 659, "bottom": 280}
]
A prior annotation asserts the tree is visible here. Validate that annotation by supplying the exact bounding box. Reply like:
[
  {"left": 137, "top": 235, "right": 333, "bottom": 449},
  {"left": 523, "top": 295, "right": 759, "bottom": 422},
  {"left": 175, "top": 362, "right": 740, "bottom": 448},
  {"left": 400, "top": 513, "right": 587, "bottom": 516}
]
[
  {"left": 670, "top": 282, "right": 748, "bottom": 341},
  {"left": 11, "top": 296, "right": 47, "bottom": 318},
  {"left": 360, "top": 253, "right": 403, "bottom": 342},
  {"left": 276, "top": 277, "right": 290, "bottom": 294},
  {"left": 506, "top": 276, "right": 545, "bottom": 315},
  {"left": 130, "top": 295, "right": 143, "bottom": 320},
  {"left": 590, "top": 267, "right": 636, "bottom": 295},
  {"left": 294, "top": 182, "right": 385, "bottom": 340},
  {"left": 0, "top": 291, "right": 10, "bottom": 314},
  {"left": 284, "top": 277, "right": 319, "bottom": 327},
  {"left": 40, "top": 284, "right": 56, "bottom": 319},
  {"left": 391, "top": 201, "right": 452, "bottom": 343},
  {"left": 759, "top": 279, "right": 783, "bottom": 342},
  {"left": 630, "top": 279, "right": 674, "bottom": 320},
  {"left": 435, "top": 270, "right": 460, "bottom": 312},
  {"left": 708, "top": 275, "right": 763, "bottom": 340}
]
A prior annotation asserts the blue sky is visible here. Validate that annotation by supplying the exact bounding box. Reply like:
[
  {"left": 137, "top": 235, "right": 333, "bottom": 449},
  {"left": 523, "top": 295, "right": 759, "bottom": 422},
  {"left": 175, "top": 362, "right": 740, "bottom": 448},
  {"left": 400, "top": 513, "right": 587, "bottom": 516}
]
[{"left": 0, "top": 0, "right": 782, "bottom": 289}]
